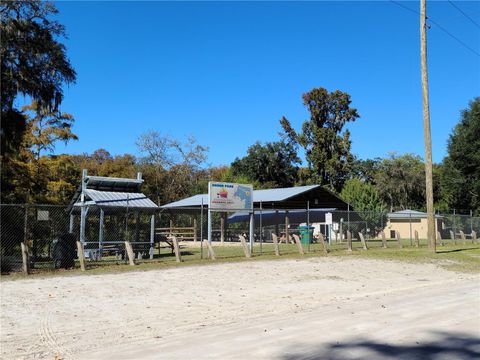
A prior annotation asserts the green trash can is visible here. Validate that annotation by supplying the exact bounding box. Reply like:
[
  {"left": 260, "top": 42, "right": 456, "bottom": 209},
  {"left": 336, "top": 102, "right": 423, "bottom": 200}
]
[{"left": 298, "top": 226, "right": 314, "bottom": 246}]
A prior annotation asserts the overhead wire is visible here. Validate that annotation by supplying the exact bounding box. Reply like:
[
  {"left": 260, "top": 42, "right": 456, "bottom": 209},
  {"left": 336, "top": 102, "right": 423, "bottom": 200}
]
[
  {"left": 390, "top": 0, "right": 480, "bottom": 58},
  {"left": 447, "top": 1, "right": 480, "bottom": 30}
]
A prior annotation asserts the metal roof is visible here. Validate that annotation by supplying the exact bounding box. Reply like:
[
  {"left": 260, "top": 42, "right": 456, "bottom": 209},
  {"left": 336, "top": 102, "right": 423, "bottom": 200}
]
[
  {"left": 74, "top": 189, "right": 158, "bottom": 209},
  {"left": 161, "top": 185, "right": 324, "bottom": 209},
  {"left": 388, "top": 209, "right": 442, "bottom": 219},
  {"left": 85, "top": 175, "right": 143, "bottom": 192}
]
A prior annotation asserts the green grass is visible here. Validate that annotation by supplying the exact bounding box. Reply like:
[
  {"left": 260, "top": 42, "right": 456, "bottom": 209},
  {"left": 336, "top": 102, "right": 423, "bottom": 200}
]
[{"left": 2, "top": 239, "right": 479, "bottom": 280}]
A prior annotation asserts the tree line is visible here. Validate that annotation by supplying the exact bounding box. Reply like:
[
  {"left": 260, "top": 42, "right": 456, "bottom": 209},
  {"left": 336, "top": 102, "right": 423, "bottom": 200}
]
[{"left": 1, "top": 1, "right": 478, "bottom": 214}]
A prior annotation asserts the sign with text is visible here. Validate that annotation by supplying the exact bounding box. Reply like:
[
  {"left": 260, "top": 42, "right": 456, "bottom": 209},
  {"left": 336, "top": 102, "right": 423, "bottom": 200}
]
[
  {"left": 208, "top": 182, "right": 253, "bottom": 211},
  {"left": 325, "top": 212, "right": 333, "bottom": 225}
]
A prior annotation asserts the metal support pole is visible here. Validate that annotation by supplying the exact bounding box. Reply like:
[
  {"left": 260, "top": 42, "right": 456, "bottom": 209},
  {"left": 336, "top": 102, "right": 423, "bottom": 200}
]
[
  {"left": 134, "top": 211, "right": 140, "bottom": 242},
  {"left": 409, "top": 211, "right": 413, "bottom": 246},
  {"left": 150, "top": 214, "right": 155, "bottom": 259},
  {"left": 249, "top": 211, "right": 254, "bottom": 252},
  {"left": 99, "top": 209, "right": 104, "bottom": 257},
  {"left": 80, "top": 206, "right": 86, "bottom": 245},
  {"left": 259, "top": 201, "right": 263, "bottom": 254},
  {"left": 285, "top": 211, "right": 289, "bottom": 244},
  {"left": 208, "top": 208, "right": 212, "bottom": 245},
  {"left": 220, "top": 213, "right": 225, "bottom": 245},
  {"left": 200, "top": 198, "right": 204, "bottom": 259}
]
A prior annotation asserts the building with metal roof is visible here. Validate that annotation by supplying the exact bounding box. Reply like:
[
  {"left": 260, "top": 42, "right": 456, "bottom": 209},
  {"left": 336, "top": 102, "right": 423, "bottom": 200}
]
[
  {"left": 385, "top": 209, "right": 444, "bottom": 240},
  {"left": 161, "top": 185, "right": 349, "bottom": 210}
]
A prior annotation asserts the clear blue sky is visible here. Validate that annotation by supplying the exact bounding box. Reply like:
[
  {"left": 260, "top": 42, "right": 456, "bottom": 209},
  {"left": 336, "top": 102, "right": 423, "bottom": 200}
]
[{"left": 44, "top": 1, "right": 479, "bottom": 166}]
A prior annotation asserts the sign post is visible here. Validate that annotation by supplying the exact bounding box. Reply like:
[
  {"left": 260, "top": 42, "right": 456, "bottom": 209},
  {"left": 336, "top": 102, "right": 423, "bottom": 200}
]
[
  {"left": 325, "top": 212, "right": 333, "bottom": 245},
  {"left": 208, "top": 182, "right": 253, "bottom": 246}
]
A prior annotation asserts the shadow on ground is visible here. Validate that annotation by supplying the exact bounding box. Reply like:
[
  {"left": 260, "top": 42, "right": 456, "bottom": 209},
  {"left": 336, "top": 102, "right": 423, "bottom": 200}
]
[{"left": 281, "top": 331, "right": 480, "bottom": 360}]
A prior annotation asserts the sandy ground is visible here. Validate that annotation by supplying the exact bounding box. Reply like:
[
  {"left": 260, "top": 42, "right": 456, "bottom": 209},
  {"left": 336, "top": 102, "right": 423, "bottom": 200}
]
[{"left": 1, "top": 258, "right": 479, "bottom": 360}]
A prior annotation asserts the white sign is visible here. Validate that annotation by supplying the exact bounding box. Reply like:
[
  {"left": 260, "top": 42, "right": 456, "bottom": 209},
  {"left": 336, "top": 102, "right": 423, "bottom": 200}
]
[
  {"left": 37, "top": 210, "right": 49, "bottom": 221},
  {"left": 208, "top": 182, "right": 253, "bottom": 211},
  {"left": 325, "top": 212, "right": 333, "bottom": 225}
]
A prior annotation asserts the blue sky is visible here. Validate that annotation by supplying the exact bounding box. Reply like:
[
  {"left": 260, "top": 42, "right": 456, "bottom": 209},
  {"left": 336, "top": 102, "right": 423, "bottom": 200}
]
[{"left": 39, "top": 1, "right": 479, "bottom": 166}]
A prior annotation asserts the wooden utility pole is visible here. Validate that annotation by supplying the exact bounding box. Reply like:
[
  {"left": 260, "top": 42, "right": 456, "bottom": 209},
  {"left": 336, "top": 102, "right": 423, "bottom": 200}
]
[{"left": 420, "top": 0, "right": 436, "bottom": 253}]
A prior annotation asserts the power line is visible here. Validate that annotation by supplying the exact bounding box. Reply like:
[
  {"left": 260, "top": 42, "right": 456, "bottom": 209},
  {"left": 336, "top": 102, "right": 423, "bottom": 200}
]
[
  {"left": 390, "top": 0, "right": 480, "bottom": 58},
  {"left": 448, "top": 1, "right": 480, "bottom": 30}
]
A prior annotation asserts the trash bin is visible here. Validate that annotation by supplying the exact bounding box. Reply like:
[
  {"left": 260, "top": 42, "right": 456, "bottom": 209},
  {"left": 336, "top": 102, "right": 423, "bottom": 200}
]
[
  {"left": 298, "top": 226, "right": 314, "bottom": 246},
  {"left": 52, "top": 233, "right": 76, "bottom": 269}
]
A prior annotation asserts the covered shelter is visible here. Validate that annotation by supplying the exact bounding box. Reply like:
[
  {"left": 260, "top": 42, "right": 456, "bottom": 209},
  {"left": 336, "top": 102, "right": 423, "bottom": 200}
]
[
  {"left": 69, "top": 170, "right": 158, "bottom": 259},
  {"left": 161, "top": 185, "right": 349, "bottom": 242}
]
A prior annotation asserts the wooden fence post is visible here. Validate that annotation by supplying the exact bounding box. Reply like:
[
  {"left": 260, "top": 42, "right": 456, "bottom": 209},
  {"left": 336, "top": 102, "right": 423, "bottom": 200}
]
[
  {"left": 272, "top": 233, "right": 280, "bottom": 256},
  {"left": 347, "top": 231, "right": 352, "bottom": 252},
  {"left": 170, "top": 236, "right": 182, "bottom": 262},
  {"left": 318, "top": 233, "right": 328, "bottom": 254},
  {"left": 20, "top": 242, "right": 30, "bottom": 275},
  {"left": 358, "top": 232, "right": 368, "bottom": 250},
  {"left": 415, "top": 230, "right": 420, "bottom": 247},
  {"left": 460, "top": 230, "right": 466, "bottom": 244},
  {"left": 450, "top": 230, "right": 456, "bottom": 244},
  {"left": 436, "top": 231, "right": 443, "bottom": 246},
  {"left": 239, "top": 235, "right": 251, "bottom": 258},
  {"left": 124, "top": 241, "right": 135, "bottom": 266},
  {"left": 395, "top": 231, "right": 403, "bottom": 248},
  {"left": 203, "top": 239, "right": 216, "bottom": 260},
  {"left": 292, "top": 234, "right": 304, "bottom": 255},
  {"left": 472, "top": 230, "right": 477, "bottom": 243},
  {"left": 380, "top": 231, "right": 387, "bottom": 248},
  {"left": 76, "top": 241, "right": 86, "bottom": 271},
  {"left": 193, "top": 218, "right": 197, "bottom": 243}
]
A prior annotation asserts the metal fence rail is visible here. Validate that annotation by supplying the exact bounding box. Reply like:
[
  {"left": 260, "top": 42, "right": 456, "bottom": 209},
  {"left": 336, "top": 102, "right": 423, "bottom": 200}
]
[{"left": 1, "top": 203, "right": 478, "bottom": 274}]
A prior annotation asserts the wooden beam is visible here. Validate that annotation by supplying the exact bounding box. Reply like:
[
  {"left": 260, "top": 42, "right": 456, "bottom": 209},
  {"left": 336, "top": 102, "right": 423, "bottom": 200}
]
[
  {"left": 358, "top": 232, "right": 368, "bottom": 250},
  {"left": 380, "top": 231, "right": 387, "bottom": 248},
  {"left": 292, "top": 234, "right": 304, "bottom": 255},
  {"left": 124, "top": 241, "right": 135, "bottom": 266},
  {"left": 20, "top": 242, "right": 30, "bottom": 275},
  {"left": 76, "top": 241, "right": 86, "bottom": 271},
  {"left": 239, "top": 235, "right": 251, "bottom": 258},
  {"left": 271, "top": 233, "right": 280, "bottom": 256}
]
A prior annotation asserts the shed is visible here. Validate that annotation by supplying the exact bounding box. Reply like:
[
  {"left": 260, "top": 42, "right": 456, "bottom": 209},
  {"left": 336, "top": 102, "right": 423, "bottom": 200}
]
[
  {"left": 69, "top": 170, "right": 158, "bottom": 259},
  {"left": 384, "top": 209, "right": 443, "bottom": 239}
]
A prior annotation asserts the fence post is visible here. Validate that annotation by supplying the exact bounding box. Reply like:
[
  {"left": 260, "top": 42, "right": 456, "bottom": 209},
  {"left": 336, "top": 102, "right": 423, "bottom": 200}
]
[
  {"left": 396, "top": 231, "right": 403, "bottom": 248},
  {"left": 239, "top": 235, "right": 251, "bottom": 258},
  {"left": 203, "top": 239, "right": 216, "bottom": 260},
  {"left": 124, "top": 241, "right": 135, "bottom": 266},
  {"left": 415, "top": 230, "right": 420, "bottom": 247},
  {"left": 272, "top": 233, "right": 280, "bottom": 256},
  {"left": 76, "top": 241, "right": 86, "bottom": 271},
  {"left": 347, "top": 231, "right": 352, "bottom": 252},
  {"left": 450, "top": 230, "right": 456, "bottom": 244},
  {"left": 380, "top": 231, "right": 387, "bottom": 248},
  {"left": 193, "top": 218, "right": 197, "bottom": 243},
  {"left": 472, "top": 230, "right": 477, "bottom": 243},
  {"left": 20, "top": 242, "right": 30, "bottom": 275},
  {"left": 170, "top": 236, "right": 182, "bottom": 262},
  {"left": 436, "top": 230, "right": 442, "bottom": 246},
  {"left": 359, "top": 232, "right": 368, "bottom": 250},
  {"left": 460, "top": 230, "right": 466, "bottom": 244},
  {"left": 318, "top": 233, "right": 328, "bottom": 254},
  {"left": 292, "top": 234, "right": 304, "bottom": 255}
]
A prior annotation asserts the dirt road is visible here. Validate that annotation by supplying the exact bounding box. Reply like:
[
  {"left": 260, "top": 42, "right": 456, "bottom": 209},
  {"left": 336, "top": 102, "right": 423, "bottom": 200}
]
[{"left": 1, "top": 258, "right": 479, "bottom": 359}]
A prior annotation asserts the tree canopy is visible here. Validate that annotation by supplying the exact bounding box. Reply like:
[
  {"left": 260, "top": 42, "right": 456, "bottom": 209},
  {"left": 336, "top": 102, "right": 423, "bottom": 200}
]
[
  {"left": 280, "top": 87, "right": 359, "bottom": 192},
  {"left": 440, "top": 98, "right": 480, "bottom": 211},
  {"left": 231, "top": 140, "right": 300, "bottom": 188}
]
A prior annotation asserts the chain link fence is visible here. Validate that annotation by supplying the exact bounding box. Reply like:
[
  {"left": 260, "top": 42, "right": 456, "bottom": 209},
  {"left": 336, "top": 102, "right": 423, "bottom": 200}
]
[{"left": 1, "top": 204, "right": 479, "bottom": 274}]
